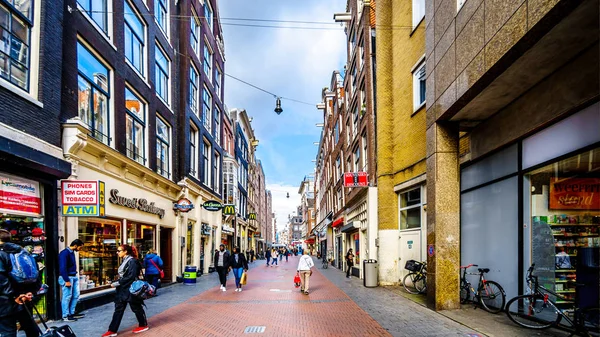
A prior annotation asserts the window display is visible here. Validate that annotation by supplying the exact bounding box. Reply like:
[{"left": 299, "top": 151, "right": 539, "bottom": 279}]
[
  {"left": 127, "top": 222, "right": 156, "bottom": 258},
  {"left": 78, "top": 219, "right": 121, "bottom": 292},
  {"left": 529, "top": 147, "right": 600, "bottom": 305}
]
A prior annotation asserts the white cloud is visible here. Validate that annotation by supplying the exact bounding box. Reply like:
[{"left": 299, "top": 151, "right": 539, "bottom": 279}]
[{"left": 267, "top": 183, "right": 302, "bottom": 235}]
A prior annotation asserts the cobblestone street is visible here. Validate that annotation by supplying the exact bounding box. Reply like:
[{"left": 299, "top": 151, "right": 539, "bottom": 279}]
[{"left": 38, "top": 256, "right": 574, "bottom": 337}]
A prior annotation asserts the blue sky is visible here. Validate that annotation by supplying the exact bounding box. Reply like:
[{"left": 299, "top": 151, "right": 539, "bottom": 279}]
[{"left": 220, "top": 1, "right": 347, "bottom": 229}]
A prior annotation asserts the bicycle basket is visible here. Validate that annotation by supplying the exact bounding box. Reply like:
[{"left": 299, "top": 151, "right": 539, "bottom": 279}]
[{"left": 404, "top": 260, "right": 423, "bottom": 272}]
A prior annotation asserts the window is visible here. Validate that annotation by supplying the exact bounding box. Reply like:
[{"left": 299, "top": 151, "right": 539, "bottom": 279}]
[
  {"left": 202, "top": 140, "right": 211, "bottom": 186},
  {"left": 412, "top": 0, "right": 425, "bottom": 28},
  {"left": 155, "top": 0, "right": 168, "bottom": 35},
  {"left": 399, "top": 187, "right": 423, "bottom": 230},
  {"left": 155, "top": 44, "right": 169, "bottom": 103},
  {"left": 362, "top": 133, "right": 368, "bottom": 172},
  {"left": 204, "top": 2, "right": 213, "bottom": 30},
  {"left": 203, "top": 42, "right": 212, "bottom": 79},
  {"left": 189, "top": 65, "right": 199, "bottom": 114},
  {"left": 334, "top": 122, "right": 339, "bottom": 144},
  {"left": 214, "top": 152, "right": 220, "bottom": 193},
  {"left": 202, "top": 87, "right": 211, "bottom": 132},
  {"left": 214, "top": 106, "right": 221, "bottom": 145},
  {"left": 156, "top": 116, "right": 170, "bottom": 178},
  {"left": 354, "top": 147, "right": 360, "bottom": 171},
  {"left": 125, "top": 87, "right": 145, "bottom": 164},
  {"left": 413, "top": 61, "right": 426, "bottom": 111},
  {"left": 190, "top": 124, "right": 198, "bottom": 177},
  {"left": 457, "top": 0, "right": 466, "bottom": 11},
  {"left": 124, "top": 1, "right": 145, "bottom": 75},
  {"left": 214, "top": 66, "right": 222, "bottom": 99},
  {"left": 78, "top": 0, "right": 107, "bottom": 33},
  {"left": 77, "top": 42, "right": 110, "bottom": 145},
  {"left": 190, "top": 10, "right": 200, "bottom": 55},
  {"left": 353, "top": 105, "right": 359, "bottom": 133},
  {"left": 335, "top": 156, "right": 341, "bottom": 181},
  {"left": 0, "top": 1, "right": 33, "bottom": 90}
]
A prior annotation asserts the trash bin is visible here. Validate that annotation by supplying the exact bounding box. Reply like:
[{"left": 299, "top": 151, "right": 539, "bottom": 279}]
[
  {"left": 184, "top": 266, "right": 197, "bottom": 285},
  {"left": 363, "top": 259, "right": 378, "bottom": 287}
]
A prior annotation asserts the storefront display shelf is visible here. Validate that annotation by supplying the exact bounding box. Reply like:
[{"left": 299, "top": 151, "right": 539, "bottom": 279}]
[
  {"left": 555, "top": 269, "right": 576, "bottom": 272},
  {"left": 556, "top": 300, "right": 575, "bottom": 304},
  {"left": 556, "top": 290, "right": 576, "bottom": 293}
]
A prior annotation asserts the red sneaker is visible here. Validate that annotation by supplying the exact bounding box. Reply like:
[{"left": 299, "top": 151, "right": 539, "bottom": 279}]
[
  {"left": 101, "top": 332, "right": 117, "bottom": 337},
  {"left": 132, "top": 326, "right": 149, "bottom": 334}
]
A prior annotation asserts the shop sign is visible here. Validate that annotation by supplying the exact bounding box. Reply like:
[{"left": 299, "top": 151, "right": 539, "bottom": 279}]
[
  {"left": 0, "top": 172, "right": 41, "bottom": 215},
  {"left": 221, "top": 224, "right": 234, "bottom": 234},
  {"left": 343, "top": 172, "right": 368, "bottom": 187},
  {"left": 253, "top": 232, "right": 261, "bottom": 238},
  {"left": 63, "top": 205, "right": 98, "bottom": 216},
  {"left": 108, "top": 189, "right": 166, "bottom": 218},
  {"left": 248, "top": 213, "right": 257, "bottom": 220},
  {"left": 223, "top": 204, "right": 235, "bottom": 215},
  {"left": 98, "top": 181, "right": 105, "bottom": 217},
  {"left": 173, "top": 198, "right": 194, "bottom": 212},
  {"left": 549, "top": 178, "right": 600, "bottom": 210},
  {"left": 201, "top": 223, "right": 212, "bottom": 235},
  {"left": 202, "top": 200, "right": 223, "bottom": 212},
  {"left": 62, "top": 180, "right": 97, "bottom": 205}
]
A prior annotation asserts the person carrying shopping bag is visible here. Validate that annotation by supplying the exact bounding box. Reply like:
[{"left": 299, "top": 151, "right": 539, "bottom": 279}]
[
  {"left": 228, "top": 247, "right": 248, "bottom": 292},
  {"left": 101, "top": 245, "right": 148, "bottom": 337},
  {"left": 296, "top": 250, "right": 314, "bottom": 295}
]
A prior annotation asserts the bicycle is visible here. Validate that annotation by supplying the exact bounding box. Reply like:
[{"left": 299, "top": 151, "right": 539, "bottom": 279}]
[
  {"left": 322, "top": 254, "right": 329, "bottom": 269},
  {"left": 505, "top": 264, "right": 599, "bottom": 336},
  {"left": 402, "top": 260, "right": 427, "bottom": 294},
  {"left": 459, "top": 264, "right": 506, "bottom": 314}
]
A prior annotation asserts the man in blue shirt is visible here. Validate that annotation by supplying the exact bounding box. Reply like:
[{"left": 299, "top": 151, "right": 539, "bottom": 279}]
[{"left": 58, "top": 239, "right": 84, "bottom": 322}]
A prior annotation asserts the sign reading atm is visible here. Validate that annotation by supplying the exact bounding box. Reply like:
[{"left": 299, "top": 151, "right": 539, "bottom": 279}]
[{"left": 61, "top": 180, "right": 105, "bottom": 216}]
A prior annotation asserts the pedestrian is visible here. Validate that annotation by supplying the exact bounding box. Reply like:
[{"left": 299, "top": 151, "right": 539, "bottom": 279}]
[
  {"left": 271, "top": 248, "right": 278, "bottom": 266},
  {"left": 213, "top": 244, "right": 230, "bottom": 291},
  {"left": 0, "top": 229, "right": 41, "bottom": 337},
  {"left": 279, "top": 248, "right": 283, "bottom": 261},
  {"left": 101, "top": 245, "right": 148, "bottom": 337},
  {"left": 345, "top": 248, "right": 355, "bottom": 278},
  {"left": 249, "top": 248, "right": 255, "bottom": 263},
  {"left": 143, "top": 249, "right": 163, "bottom": 290},
  {"left": 229, "top": 247, "right": 248, "bottom": 292},
  {"left": 265, "top": 248, "right": 271, "bottom": 266},
  {"left": 284, "top": 248, "right": 289, "bottom": 262},
  {"left": 297, "top": 250, "right": 314, "bottom": 295},
  {"left": 58, "top": 238, "right": 85, "bottom": 322}
]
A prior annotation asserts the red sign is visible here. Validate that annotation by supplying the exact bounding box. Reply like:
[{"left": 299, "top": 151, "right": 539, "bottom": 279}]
[
  {"left": 343, "top": 172, "right": 368, "bottom": 187},
  {"left": 61, "top": 180, "right": 98, "bottom": 205},
  {"left": 0, "top": 173, "right": 41, "bottom": 215},
  {"left": 549, "top": 178, "right": 600, "bottom": 210}
]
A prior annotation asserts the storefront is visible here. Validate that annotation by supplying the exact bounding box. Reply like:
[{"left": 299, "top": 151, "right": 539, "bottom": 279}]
[
  {"left": 221, "top": 224, "right": 234, "bottom": 251},
  {"left": 460, "top": 103, "right": 600, "bottom": 302},
  {"left": 332, "top": 217, "right": 344, "bottom": 269},
  {"left": 0, "top": 134, "right": 71, "bottom": 320}
]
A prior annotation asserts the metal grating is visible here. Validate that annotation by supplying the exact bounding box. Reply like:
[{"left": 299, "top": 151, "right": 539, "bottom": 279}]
[{"left": 244, "top": 326, "right": 266, "bottom": 334}]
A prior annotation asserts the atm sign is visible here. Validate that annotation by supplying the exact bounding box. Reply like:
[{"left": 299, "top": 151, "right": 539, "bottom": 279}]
[{"left": 63, "top": 205, "right": 99, "bottom": 216}]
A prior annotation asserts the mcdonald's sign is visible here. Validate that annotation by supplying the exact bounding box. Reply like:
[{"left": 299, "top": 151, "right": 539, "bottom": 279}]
[
  {"left": 223, "top": 204, "right": 235, "bottom": 215},
  {"left": 248, "top": 213, "right": 257, "bottom": 220}
]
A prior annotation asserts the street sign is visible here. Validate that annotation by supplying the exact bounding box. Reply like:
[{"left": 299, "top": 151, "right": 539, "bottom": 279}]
[
  {"left": 343, "top": 172, "right": 368, "bottom": 187},
  {"left": 174, "top": 197, "right": 194, "bottom": 212}
]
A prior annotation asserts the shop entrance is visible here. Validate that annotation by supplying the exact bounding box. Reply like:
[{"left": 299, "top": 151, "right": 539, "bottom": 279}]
[
  {"left": 336, "top": 236, "right": 343, "bottom": 269},
  {"left": 159, "top": 227, "right": 173, "bottom": 282}
]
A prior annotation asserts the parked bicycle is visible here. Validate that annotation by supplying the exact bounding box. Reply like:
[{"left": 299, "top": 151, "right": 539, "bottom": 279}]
[
  {"left": 459, "top": 264, "right": 506, "bottom": 314},
  {"left": 505, "top": 264, "right": 599, "bottom": 336},
  {"left": 402, "top": 260, "right": 427, "bottom": 295}
]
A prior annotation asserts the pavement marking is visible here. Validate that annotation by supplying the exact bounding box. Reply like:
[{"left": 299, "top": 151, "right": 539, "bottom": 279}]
[
  {"left": 269, "top": 288, "right": 292, "bottom": 292},
  {"left": 244, "top": 326, "right": 266, "bottom": 333}
]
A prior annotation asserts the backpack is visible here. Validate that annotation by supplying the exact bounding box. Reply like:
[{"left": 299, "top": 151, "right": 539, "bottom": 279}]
[
  {"left": 129, "top": 280, "right": 156, "bottom": 300},
  {"left": 8, "top": 249, "right": 39, "bottom": 284}
]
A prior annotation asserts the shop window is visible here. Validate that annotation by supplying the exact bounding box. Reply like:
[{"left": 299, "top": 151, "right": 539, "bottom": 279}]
[
  {"left": 527, "top": 147, "right": 600, "bottom": 305},
  {"left": 127, "top": 222, "right": 155, "bottom": 258},
  {"left": 77, "top": 42, "right": 110, "bottom": 145},
  {"left": 399, "top": 187, "right": 424, "bottom": 230},
  {"left": 78, "top": 219, "right": 121, "bottom": 291}
]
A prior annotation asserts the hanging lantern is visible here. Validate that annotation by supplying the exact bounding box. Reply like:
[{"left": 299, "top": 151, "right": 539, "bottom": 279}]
[{"left": 274, "top": 97, "right": 283, "bottom": 115}]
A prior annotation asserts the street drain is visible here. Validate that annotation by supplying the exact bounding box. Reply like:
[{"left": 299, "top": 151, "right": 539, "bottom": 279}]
[{"left": 244, "top": 326, "right": 266, "bottom": 333}]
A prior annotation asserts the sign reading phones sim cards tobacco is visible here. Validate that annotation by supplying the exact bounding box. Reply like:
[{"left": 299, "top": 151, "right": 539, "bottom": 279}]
[{"left": 61, "top": 180, "right": 100, "bottom": 216}]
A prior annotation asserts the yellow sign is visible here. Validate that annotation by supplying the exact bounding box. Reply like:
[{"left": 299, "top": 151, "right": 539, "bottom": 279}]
[
  {"left": 248, "top": 213, "right": 257, "bottom": 220},
  {"left": 223, "top": 204, "right": 235, "bottom": 215},
  {"left": 98, "top": 181, "right": 105, "bottom": 217},
  {"left": 63, "top": 205, "right": 98, "bottom": 216}
]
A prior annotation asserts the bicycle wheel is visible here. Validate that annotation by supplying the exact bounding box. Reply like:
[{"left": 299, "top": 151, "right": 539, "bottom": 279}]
[
  {"left": 403, "top": 273, "right": 423, "bottom": 294},
  {"left": 479, "top": 280, "right": 505, "bottom": 314},
  {"left": 460, "top": 280, "right": 470, "bottom": 304},
  {"left": 415, "top": 274, "right": 427, "bottom": 293},
  {"left": 505, "top": 294, "right": 561, "bottom": 329}
]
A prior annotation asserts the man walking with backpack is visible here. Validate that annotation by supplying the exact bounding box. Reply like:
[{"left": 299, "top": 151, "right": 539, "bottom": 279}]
[
  {"left": 59, "top": 239, "right": 84, "bottom": 322},
  {"left": 0, "top": 229, "right": 41, "bottom": 337}
]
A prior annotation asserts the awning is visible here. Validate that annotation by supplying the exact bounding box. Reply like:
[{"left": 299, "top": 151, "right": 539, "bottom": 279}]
[
  {"left": 331, "top": 217, "right": 344, "bottom": 228},
  {"left": 304, "top": 238, "right": 315, "bottom": 244},
  {"left": 340, "top": 221, "right": 359, "bottom": 233},
  {"left": 311, "top": 211, "right": 333, "bottom": 235}
]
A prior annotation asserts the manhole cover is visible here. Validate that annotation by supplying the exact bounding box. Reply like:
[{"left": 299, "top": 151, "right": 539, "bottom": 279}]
[{"left": 244, "top": 326, "right": 266, "bottom": 333}]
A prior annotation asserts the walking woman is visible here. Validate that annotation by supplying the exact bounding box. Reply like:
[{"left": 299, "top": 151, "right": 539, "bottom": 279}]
[
  {"left": 271, "top": 248, "right": 279, "bottom": 266},
  {"left": 229, "top": 247, "right": 249, "bottom": 292},
  {"left": 101, "top": 245, "right": 148, "bottom": 337},
  {"left": 345, "top": 249, "right": 355, "bottom": 278}
]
